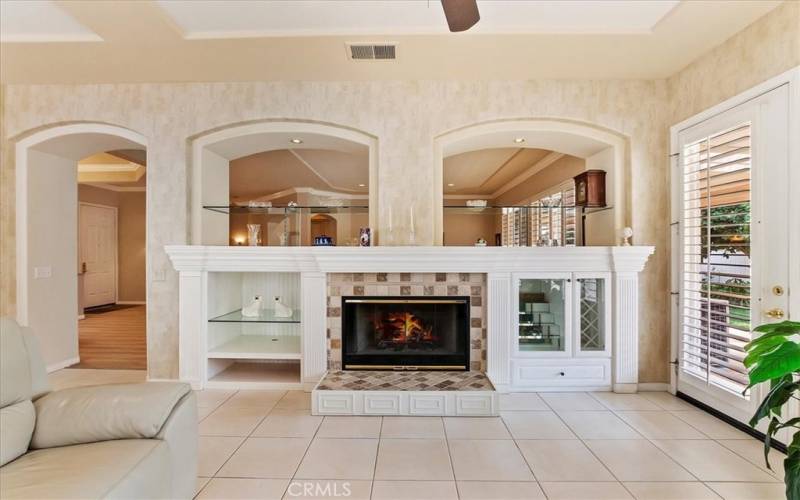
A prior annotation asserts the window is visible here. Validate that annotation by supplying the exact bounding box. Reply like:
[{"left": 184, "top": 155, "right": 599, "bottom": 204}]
[
  {"left": 680, "top": 122, "right": 752, "bottom": 396},
  {"left": 503, "top": 181, "right": 577, "bottom": 247}
]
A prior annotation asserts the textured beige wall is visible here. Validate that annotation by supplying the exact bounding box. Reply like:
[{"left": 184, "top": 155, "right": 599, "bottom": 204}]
[
  {"left": 0, "top": 80, "right": 668, "bottom": 381},
  {"left": 668, "top": 0, "right": 800, "bottom": 123},
  {"left": 2, "top": 2, "right": 795, "bottom": 381}
]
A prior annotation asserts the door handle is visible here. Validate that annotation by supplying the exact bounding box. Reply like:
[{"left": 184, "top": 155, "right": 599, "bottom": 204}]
[
  {"left": 81, "top": 262, "right": 87, "bottom": 274},
  {"left": 764, "top": 308, "right": 785, "bottom": 320}
]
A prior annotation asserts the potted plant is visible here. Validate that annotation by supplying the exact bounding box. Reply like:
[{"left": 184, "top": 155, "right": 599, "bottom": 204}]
[{"left": 744, "top": 320, "right": 800, "bottom": 499}]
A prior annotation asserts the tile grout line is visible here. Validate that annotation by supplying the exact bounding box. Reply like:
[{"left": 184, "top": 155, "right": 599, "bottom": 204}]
[
  {"left": 369, "top": 417, "right": 384, "bottom": 500},
  {"left": 441, "top": 417, "right": 462, "bottom": 499},
  {"left": 284, "top": 392, "right": 324, "bottom": 499}
]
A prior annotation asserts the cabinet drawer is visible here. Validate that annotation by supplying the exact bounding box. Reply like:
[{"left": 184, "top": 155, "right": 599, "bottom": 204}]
[{"left": 512, "top": 359, "right": 611, "bottom": 388}]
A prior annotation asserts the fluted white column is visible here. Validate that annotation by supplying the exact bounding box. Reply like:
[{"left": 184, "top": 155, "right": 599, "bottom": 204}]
[
  {"left": 612, "top": 271, "right": 639, "bottom": 393},
  {"left": 178, "top": 271, "right": 204, "bottom": 388},
  {"left": 487, "top": 272, "right": 512, "bottom": 392},
  {"left": 302, "top": 272, "right": 328, "bottom": 385}
]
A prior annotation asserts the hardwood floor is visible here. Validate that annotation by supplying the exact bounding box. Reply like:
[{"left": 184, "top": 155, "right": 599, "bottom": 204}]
[{"left": 76, "top": 305, "right": 147, "bottom": 370}]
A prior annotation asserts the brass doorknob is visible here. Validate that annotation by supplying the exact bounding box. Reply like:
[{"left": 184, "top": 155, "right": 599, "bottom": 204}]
[{"left": 764, "top": 308, "right": 785, "bottom": 319}]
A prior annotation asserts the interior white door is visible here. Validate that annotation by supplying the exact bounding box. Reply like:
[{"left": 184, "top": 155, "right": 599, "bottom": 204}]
[
  {"left": 675, "top": 84, "right": 791, "bottom": 425},
  {"left": 80, "top": 203, "right": 117, "bottom": 308}
]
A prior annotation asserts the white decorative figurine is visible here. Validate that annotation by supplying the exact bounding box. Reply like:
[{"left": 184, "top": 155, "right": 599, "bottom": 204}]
[
  {"left": 621, "top": 227, "right": 633, "bottom": 246},
  {"left": 241, "top": 295, "right": 263, "bottom": 317},
  {"left": 273, "top": 296, "right": 293, "bottom": 318}
]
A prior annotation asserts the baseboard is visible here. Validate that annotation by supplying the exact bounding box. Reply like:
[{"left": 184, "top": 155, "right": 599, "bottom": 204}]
[
  {"left": 117, "top": 301, "right": 146, "bottom": 305},
  {"left": 46, "top": 356, "right": 80, "bottom": 373},
  {"left": 638, "top": 382, "right": 670, "bottom": 392}
]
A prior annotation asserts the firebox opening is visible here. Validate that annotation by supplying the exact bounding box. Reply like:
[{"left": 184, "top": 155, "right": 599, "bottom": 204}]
[{"left": 342, "top": 296, "right": 471, "bottom": 371}]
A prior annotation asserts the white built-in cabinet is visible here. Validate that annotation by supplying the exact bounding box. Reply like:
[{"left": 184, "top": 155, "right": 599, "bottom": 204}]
[{"left": 510, "top": 272, "right": 613, "bottom": 390}]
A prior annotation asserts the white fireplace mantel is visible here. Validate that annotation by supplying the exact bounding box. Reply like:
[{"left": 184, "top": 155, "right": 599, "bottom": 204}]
[
  {"left": 165, "top": 245, "right": 654, "bottom": 274},
  {"left": 165, "top": 245, "right": 654, "bottom": 394}
]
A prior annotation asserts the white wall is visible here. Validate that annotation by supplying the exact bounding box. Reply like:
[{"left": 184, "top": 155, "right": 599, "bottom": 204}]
[
  {"left": 200, "top": 149, "right": 229, "bottom": 245},
  {"left": 27, "top": 149, "right": 79, "bottom": 369},
  {"left": 584, "top": 147, "right": 616, "bottom": 246}
]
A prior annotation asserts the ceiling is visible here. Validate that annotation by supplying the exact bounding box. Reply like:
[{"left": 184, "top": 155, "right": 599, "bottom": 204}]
[
  {"left": 0, "top": 0, "right": 782, "bottom": 83},
  {"left": 77, "top": 150, "right": 147, "bottom": 188},
  {"left": 229, "top": 149, "right": 369, "bottom": 201},
  {"left": 444, "top": 148, "right": 551, "bottom": 195}
]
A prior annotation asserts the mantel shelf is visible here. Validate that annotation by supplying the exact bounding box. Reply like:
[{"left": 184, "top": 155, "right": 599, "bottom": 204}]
[
  {"left": 209, "top": 309, "right": 301, "bottom": 323},
  {"left": 208, "top": 335, "right": 301, "bottom": 360}
]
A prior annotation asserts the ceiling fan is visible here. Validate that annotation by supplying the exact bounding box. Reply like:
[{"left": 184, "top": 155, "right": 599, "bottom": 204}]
[{"left": 440, "top": 0, "right": 481, "bottom": 32}]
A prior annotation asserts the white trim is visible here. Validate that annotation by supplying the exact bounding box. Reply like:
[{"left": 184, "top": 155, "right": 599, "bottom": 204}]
[
  {"left": 78, "top": 163, "right": 141, "bottom": 173},
  {"left": 312, "top": 389, "right": 498, "bottom": 416},
  {"left": 433, "top": 119, "right": 627, "bottom": 245},
  {"left": 116, "top": 301, "right": 146, "bottom": 305},
  {"left": 252, "top": 186, "right": 369, "bottom": 203},
  {"left": 46, "top": 356, "right": 80, "bottom": 373},
  {"left": 77, "top": 314, "right": 85, "bottom": 320},
  {"left": 79, "top": 202, "right": 119, "bottom": 307},
  {"left": 287, "top": 150, "right": 364, "bottom": 194},
  {"left": 81, "top": 182, "right": 146, "bottom": 193},
  {"left": 190, "top": 120, "right": 378, "bottom": 245},
  {"left": 14, "top": 123, "right": 147, "bottom": 328}
]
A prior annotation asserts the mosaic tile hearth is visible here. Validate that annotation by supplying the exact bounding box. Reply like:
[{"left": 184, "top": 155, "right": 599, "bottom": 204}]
[{"left": 316, "top": 370, "right": 495, "bottom": 391}]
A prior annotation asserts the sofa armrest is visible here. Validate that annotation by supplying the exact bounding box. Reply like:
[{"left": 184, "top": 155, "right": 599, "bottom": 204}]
[{"left": 30, "top": 382, "right": 192, "bottom": 449}]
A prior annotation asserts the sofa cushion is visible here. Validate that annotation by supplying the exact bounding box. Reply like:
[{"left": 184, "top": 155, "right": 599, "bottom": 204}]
[
  {"left": 0, "top": 401, "right": 35, "bottom": 467},
  {"left": 0, "top": 318, "right": 33, "bottom": 408},
  {"left": 0, "top": 439, "right": 171, "bottom": 499},
  {"left": 31, "top": 382, "right": 191, "bottom": 449},
  {"left": 19, "top": 326, "right": 50, "bottom": 400}
]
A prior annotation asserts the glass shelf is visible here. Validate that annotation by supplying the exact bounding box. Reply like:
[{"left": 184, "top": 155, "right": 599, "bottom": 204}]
[
  {"left": 204, "top": 205, "right": 369, "bottom": 215},
  {"left": 443, "top": 205, "right": 613, "bottom": 215},
  {"left": 209, "top": 309, "right": 301, "bottom": 323}
]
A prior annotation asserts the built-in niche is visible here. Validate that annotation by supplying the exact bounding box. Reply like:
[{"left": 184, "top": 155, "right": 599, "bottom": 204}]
[
  {"left": 192, "top": 122, "right": 378, "bottom": 247},
  {"left": 435, "top": 120, "right": 623, "bottom": 247}
]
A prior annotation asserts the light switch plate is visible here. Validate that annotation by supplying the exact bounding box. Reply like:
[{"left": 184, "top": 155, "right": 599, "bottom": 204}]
[{"left": 34, "top": 266, "right": 52, "bottom": 279}]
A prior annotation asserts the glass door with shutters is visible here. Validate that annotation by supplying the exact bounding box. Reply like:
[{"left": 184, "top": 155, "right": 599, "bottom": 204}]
[{"left": 676, "top": 84, "right": 791, "bottom": 424}]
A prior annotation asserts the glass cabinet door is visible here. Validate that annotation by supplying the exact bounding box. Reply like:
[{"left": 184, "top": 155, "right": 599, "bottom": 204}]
[
  {"left": 517, "top": 276, "right": 571, "bottom": 354},
  {"left": 576, "top": 275, "right": 610, "bottom": 355}
]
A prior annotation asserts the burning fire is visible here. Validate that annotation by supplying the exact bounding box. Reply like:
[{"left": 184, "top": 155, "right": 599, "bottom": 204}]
[{"left": 374, "top": 311, "right": 439, "bottom": 349}]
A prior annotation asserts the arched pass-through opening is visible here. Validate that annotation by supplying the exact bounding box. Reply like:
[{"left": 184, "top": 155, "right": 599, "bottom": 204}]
[
  {"left": 14, "top": 123, "right": 148, "bottom": 371},
  {"left": 433, "top": 119, "right": 629, "bottom": 246},
  {"left": 189, "top": 120, "right": 378, "bottom": 246}
]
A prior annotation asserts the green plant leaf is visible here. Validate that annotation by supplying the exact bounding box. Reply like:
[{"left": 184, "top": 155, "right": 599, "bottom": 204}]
[
  {"left": 754, "top": 321, "right": 800, "bottom": 334},
  {"left": 748, "top": 342, "right": 800, "bottom": 387},
  {"left": 785, "top": 432, "right": 800, "bottom": 500},
  {"left": 744, "top": 336, "right": 788, "bottom": 368},
  {"left": 749, "top": 376, "right": 797, "bottom": 425}
]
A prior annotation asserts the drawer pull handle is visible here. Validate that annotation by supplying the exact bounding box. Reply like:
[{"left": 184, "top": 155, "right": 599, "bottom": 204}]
[{"left": 559, "top": 371, "right": 565, "bottom": 376}]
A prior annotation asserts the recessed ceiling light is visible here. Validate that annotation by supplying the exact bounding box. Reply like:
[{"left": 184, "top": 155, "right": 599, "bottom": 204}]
[
  {"left": 447, "top": 183, "right": 455, "bottom": 187},
  {"left": 514, "top": 137, "right": 525, "bottom": 144},
  {"left": 289, "top": 138, "right": 303, "bottom": 144},
  {"left": 358, "top": 183, "right": 366, "bottom": 187}
]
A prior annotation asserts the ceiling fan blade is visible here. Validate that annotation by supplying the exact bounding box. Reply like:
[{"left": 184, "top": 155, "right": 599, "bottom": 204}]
[{"left": 441, "top": 0, "right": 480, "bottom": 32}]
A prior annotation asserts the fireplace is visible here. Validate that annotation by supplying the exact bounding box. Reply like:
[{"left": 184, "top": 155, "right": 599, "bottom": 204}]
[{"left": 341, "top": 296, "right": 470, "bottom": 370}]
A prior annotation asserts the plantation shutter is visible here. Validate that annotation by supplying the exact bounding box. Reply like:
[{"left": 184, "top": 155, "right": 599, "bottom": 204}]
[{"left": 680, "top": 122, "right": 752, "bottom": 396}]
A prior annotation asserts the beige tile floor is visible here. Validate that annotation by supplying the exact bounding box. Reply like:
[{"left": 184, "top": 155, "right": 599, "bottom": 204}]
[
  {"left": 47, "top": 371, "right": 786, "bottom": 500},
  {"left": 193, "top": 390, "right": 787, "bottom": 500}
]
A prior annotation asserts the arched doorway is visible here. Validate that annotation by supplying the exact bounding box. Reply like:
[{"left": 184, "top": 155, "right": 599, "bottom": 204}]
[
  {"left": 14, "top": 123, "right": 148, "bottom": 372},
  {"left": 432, "top": 119, "right": 629, "bottom": 246}
]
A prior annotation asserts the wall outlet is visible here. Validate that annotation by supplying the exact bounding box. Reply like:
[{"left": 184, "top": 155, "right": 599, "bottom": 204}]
[{"left": 33, "top": 266, "right": 52, "bottom": 279}]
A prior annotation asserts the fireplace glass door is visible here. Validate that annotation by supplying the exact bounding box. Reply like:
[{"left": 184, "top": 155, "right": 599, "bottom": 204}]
[
  {"left": 517, "top": 275, "right": 572, "bottom": 354},
  {"left": 342, "top": 297, "right": 470, "bottom": 370}
]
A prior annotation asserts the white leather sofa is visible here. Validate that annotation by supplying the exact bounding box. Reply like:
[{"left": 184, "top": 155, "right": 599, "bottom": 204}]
[{"left": 0, "top": 318, "right": 197, "bottom": 499}]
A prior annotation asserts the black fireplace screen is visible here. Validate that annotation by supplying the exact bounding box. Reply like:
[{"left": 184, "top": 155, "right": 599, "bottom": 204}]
[{"left": 341, "top": 296, "right": 470, "bottom": 370}]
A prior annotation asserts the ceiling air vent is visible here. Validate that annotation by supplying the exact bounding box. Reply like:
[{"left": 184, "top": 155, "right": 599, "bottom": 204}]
[{"left": 347, "top": 43, "right": 397, "bottom": 61}]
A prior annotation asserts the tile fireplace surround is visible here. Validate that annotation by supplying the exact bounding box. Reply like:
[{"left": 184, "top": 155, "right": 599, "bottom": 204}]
[{"left": 326, "top": 273, "right": 486, "bottom": 371}]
